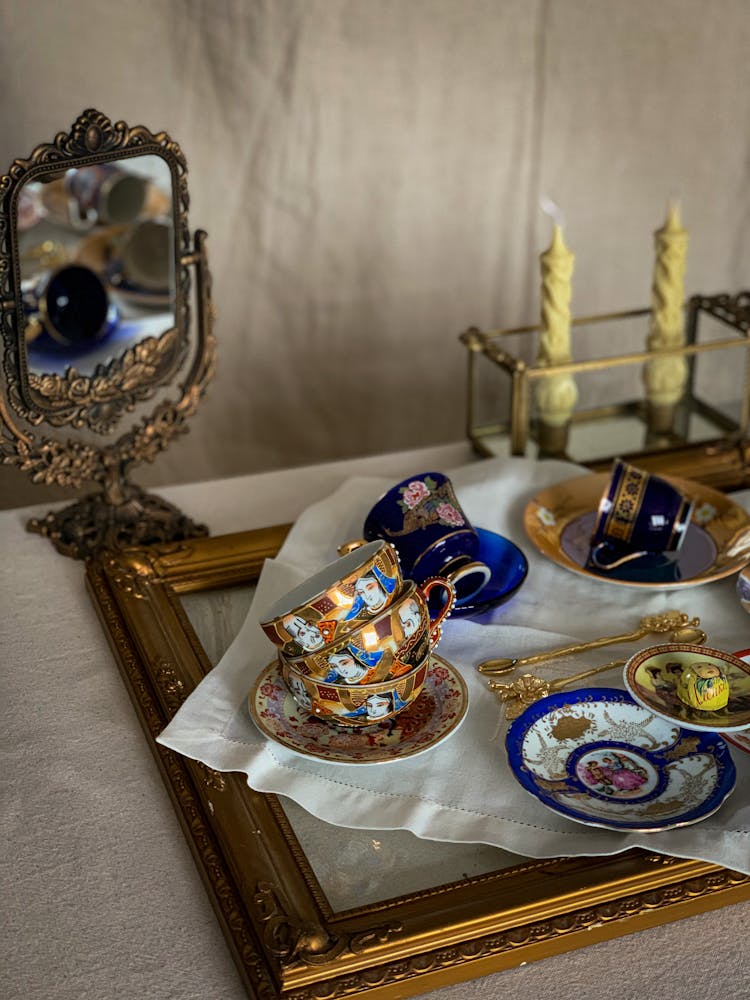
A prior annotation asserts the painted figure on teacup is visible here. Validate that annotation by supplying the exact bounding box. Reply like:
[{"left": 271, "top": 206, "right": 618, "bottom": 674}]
[
  {"left": 341, "top": 690, "right": 408, "bottom": 723},
  {"left": 324, "top": 648, "right": 384, "bottom": 685},
  {"left": 282, "top": 614, "right": 335, "bottom": 653},
  {"left": 398, "top": 597, "right": 421, "bottom": 638},
  {"left": 362, "top": 692, "right": 395, "bottom": 721},
  {"left": 344, "top": 566, "right": 398, "bottom": 619},
  {"left": 286, "top": 672, "right": 313, "bottom": 712}
]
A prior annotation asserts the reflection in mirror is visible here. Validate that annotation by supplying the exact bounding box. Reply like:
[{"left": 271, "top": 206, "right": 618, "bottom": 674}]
[
  {"left": 0, "top": 108, "right": 214, "bottom": 559},
  {"left": 18, "top": 155, "right": 175, "bottom": 378}
]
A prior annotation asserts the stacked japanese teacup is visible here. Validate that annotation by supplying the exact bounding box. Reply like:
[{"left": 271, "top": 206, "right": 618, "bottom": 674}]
[{"left": 259, "top": 541, "right": 455, "bottom": 728}]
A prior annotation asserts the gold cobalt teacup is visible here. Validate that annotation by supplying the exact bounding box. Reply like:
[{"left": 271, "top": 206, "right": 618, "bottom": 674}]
[
  {"left": 282, "top": 577, "right": 455, "bottom": 685},
  {"left": 588, "top": 459, "right": 694, "bottom": 571},
  {"left": 282, "top": 652, "right": 431, "bottom": 728},
  {"left": 259, "top": 540, "right": 402, "bottom": 657},
  {"left": 362, "top": 472, "right": 491, "bottom": 606}
]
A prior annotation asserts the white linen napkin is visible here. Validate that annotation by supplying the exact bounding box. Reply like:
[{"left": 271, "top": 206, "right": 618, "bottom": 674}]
[{"left": 157, "top": 457, "right": 750, "bottom": 873}]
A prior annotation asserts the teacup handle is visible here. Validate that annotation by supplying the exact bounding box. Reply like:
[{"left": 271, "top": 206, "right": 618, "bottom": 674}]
[
  {"left": 337, "top": 538, "right": 367, "bottom": 556},
  {"left": 418, "top": 577, "right": 456, "bottom": 648},
  {"left": 590, "top": 542, "right": 648, "bottom": 571}
]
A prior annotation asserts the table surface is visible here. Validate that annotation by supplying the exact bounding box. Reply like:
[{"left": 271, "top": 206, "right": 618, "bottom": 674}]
[{"left": 3, "top": 441, "right": 749, "bottom": 1000}]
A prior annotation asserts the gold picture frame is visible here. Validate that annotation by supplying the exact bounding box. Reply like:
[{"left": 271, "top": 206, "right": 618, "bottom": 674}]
[{"left": 86, "top": 527, "right": 750, "bottom": 1000}]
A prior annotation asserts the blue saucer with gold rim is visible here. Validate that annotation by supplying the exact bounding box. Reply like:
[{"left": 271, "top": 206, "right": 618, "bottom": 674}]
[
  {"left": 445, "top": 527, "right": 528, "bottom": 618},
  {"left": 506, "top": 687, "right": 735, "bottom": 832}
]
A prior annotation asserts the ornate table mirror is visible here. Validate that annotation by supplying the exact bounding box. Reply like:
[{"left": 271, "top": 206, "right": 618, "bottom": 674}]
[{"left": 0, "top": 109, "right": 215, "bottom": 558}]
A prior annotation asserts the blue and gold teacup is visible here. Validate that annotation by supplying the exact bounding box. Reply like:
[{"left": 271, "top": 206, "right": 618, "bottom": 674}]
[
  {"left": 589, "top": 459, "right": 693, "bottom": 571},
  {"left": 362, "top": 472, "right": 491, "bottom": 604},
  {"left": 23, "top": 264, "right": 118, "bottom": 347}
]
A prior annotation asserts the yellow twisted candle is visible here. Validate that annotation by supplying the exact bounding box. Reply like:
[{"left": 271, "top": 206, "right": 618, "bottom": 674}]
[
  {"left": 535, "top": 223, "right": 578, "bottom": 427},
  {"left": 644, "top": 203, "right": 689, "bottom": 407}
]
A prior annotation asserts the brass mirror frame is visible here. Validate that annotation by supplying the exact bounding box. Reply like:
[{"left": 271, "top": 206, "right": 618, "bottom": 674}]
[
  {"left": 0, "top": 108, "right": 189, "bottom": 431},
  {"left": 0, "top": 110, "right": 216, "bottom": 560},
  {"left": 86, "top": 523, "right": 750, "bottom": 1000}
]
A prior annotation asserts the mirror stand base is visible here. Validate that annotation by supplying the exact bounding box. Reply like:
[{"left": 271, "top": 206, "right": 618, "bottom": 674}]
[{"left": 26, "top": 485, "right": 208, "bottom": 561}]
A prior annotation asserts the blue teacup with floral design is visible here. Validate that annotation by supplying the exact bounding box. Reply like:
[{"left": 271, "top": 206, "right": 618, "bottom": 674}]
[
  {"left": 363, "top": 472, "right": 491, "bottom": 604},
  {"left": 589, "top": 459, "right": 694, "bottom": 571}
]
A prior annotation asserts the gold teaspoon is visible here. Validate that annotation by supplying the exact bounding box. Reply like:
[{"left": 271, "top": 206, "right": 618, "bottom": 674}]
[{"left": 477, "top": 610, "right": 701, "bottom": 674}]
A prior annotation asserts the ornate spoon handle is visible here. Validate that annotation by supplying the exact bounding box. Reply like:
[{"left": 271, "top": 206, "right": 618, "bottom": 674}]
[
  {"left": 478, "top": 628, "right": 646, "bottom": 674},
  {"left": 487, "top": 658, "right": 627, "bottom": 720},
  {"left": 547, "top": 658, "right": 627, "bottom": 692},
  {"left": 477, "top": 610, "right": 699, "bottom": 674}
]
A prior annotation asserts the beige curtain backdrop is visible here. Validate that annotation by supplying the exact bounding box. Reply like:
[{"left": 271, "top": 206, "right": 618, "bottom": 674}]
[{"left": 1, "top": 0, "right": 748, "bottom": 506}]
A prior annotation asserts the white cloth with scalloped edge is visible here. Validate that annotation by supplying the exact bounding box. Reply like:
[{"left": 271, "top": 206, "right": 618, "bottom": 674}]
[{"left": 157, "top": 457, "right": 750, "bottom": 873}]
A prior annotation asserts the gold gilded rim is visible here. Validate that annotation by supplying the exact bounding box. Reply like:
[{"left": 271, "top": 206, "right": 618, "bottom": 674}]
[{"left": 524, "top": 471, "right": 750, "bottom": 589}]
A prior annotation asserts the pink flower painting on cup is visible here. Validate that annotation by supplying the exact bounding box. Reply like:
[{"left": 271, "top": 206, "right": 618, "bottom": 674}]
[
  {"left": 436, "top": 502, "right": 464, "bottom": 527},
  {"left": 401, "top": 480, "right": 431, "bottom": 509}
]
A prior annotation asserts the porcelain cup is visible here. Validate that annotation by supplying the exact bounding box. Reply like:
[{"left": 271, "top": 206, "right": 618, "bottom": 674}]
[
  {"left": 588, "top": 459, "right": 694, "bottom": 571},
  {"left": 259, "top": 540, "right": 402, "bottom": 657},
  {"left": 282, "top": 651, "right": 431, "bottom": 728},
  {"left": 362, "top": 472, "right": 491, "bottom": 604},
  {"left": 117, "top": 219, "right": 172, "bottom": 293},
  {"left": 281, "top": 577, "right": 454, "bottom": 684},
  {"left": 65, "top": 164, "right": 148, "bottom": 226},
  {"left": 24, "top": 264, "right": 113, "bottom": 346}
]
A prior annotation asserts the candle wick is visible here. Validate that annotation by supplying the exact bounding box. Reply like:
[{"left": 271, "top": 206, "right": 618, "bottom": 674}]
[{"left": 539, "top": 196, "right": 565, "bottom": 229}]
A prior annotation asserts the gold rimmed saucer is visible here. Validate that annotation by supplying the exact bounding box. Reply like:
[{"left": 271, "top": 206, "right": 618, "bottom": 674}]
[
  {"left": 623, "top": 643, "right": 750, "bottom": 732},
  {"left": 524, "top": 472, "right": 750, "bottom": 589},
  {"left": 248, "top": 654, "right": 468, "bottom": 765}
]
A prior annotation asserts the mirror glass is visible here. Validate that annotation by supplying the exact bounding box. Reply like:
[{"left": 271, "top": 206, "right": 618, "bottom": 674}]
[{"left": 17, "top": 154, "right": 175, "bottom": 377}]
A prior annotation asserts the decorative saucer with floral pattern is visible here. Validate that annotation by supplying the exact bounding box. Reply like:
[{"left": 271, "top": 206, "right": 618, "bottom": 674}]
[
  {"left": 524, "top": 472, "right": 750, "bottom": 588},
  {"left": 249, "top": 654, "right": 468, "bottom": 765},
  {"left": 506, "top": 687, "right": 736, "bottom": 832},
  {"left": 723, "top": 650, "right": 750, "bottom": 755}
]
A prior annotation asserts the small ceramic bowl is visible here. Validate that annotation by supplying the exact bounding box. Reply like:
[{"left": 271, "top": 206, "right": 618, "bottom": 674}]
[
  {"left": 623, "top": 642, "right": 750, "bottom": 732},
  {"left": 282, "top": 652, "right": 431, "bottom": 728},
  {"left": 259, "top": 540, "right": 402, "bottom": 656},
  {"left": 282, "top": 577, "right": 455, "bottom": 684}
]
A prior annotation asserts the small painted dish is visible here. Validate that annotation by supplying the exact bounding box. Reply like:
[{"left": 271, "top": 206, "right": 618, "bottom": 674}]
[
  {"left": 524, "top": 472, "right": 750, "bottom": 588},
  {"left": 506, "top": 687, "right": 736, "bottom": 832},
  {"left": 623, "top": 644, "right": 750, "bottom": 732},
  {"left": 249, "top": 654, "right": 468, "bottom": 764},
  {"left": 447, "top": 527, "right": 528, "bottom": 618},
  {"left": 722, "top": 649, "right": 750, "bottom": 755}
]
